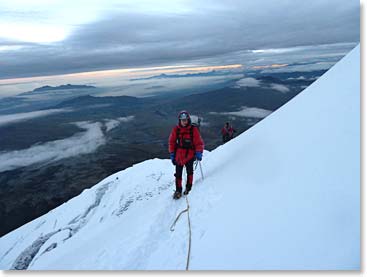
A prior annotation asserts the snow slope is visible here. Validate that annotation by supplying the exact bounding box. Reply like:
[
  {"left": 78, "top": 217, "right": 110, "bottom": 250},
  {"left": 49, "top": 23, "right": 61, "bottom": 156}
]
[{"left": 0, "top": 45, "right": 360, "bottom": 270}]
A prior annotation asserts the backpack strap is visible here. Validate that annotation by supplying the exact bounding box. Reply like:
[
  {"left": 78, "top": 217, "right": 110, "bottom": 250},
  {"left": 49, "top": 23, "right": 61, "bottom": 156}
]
[
  {"left": 175, "top": 126, "right": 180, "bottom": 154},
  {"left": 190, "top": 125, "right": 194, "bottom": 150},
  {"left": 186, "top": 125, "right": 194, "bottom": 158},
  {"left": 176, "top": 126, "right": 180, "bottom": 146},
  {"left": 175, "top": 125, "right": 194, "bottom": 147}
]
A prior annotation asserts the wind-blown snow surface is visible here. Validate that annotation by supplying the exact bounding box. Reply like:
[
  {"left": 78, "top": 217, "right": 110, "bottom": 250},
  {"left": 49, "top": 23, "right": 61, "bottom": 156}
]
[{"left": 0, "top": 45, "right": 360, "bottom": 270}]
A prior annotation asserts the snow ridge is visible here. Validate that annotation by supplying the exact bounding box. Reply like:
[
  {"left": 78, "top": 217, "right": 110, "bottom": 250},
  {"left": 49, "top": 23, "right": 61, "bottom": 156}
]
[{"left": 10, "top": 180, "right": 113, "bottom": 269}]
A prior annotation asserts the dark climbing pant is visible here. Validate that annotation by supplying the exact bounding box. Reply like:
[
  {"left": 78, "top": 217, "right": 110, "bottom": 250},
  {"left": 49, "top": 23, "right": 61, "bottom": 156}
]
[
  {"left": 223, "top": 134, "right": 230, "bottom": 143},
  {"left": 174, "top": 158, "right": 195, "bottom": 192}
]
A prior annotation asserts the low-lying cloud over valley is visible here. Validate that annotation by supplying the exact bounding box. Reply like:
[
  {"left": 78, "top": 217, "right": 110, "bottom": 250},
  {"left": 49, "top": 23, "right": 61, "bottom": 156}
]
[
  {"left": 0, "top": 109, "right": 71, "bottom": 126},
  {"left": 211, "top": 107, "right": 272, "bottom": 119},
  {"left": 0, "top": 117, "right": 134, "bottom": 172},
  {"left": 234, "top": 78, "right": 261, "bottom": 88},
  {"left": 269, "top": 84, "right": 290, "bottom": 93}
]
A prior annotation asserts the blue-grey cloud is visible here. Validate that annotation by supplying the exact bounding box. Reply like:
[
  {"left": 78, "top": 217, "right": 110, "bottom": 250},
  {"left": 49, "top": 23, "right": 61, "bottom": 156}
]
[{"left": 0, "top": 0, "right": 359, "bottom": 80}]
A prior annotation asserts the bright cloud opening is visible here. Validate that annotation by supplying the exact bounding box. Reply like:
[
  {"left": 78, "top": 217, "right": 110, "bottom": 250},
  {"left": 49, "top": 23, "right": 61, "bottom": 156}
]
[{"left": 0, "top": 23, "right": 69, "bottom": 43}]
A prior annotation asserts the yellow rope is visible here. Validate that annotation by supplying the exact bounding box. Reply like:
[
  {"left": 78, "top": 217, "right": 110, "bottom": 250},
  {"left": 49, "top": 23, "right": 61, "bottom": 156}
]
[
  {"left": 170, "top": 195, "right": 192, "bottom": 271},
  {"left": 185, "top": 195, "right": 192, "bottom": 270},
  {"left": 170, "top": 206, "right": 188, "bottom": 232}
]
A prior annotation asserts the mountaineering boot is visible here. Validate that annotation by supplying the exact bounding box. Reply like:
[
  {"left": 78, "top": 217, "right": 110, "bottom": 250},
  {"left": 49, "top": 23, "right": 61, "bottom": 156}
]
[
  {"left": 173, "top": 190, "right": 182, "bottom": 199},
  {"left": 183, "top": 184, "right": 192, "bottom": 195}
]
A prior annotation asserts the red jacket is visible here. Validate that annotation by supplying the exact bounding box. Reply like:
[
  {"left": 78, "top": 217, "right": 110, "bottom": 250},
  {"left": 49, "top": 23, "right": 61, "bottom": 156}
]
[
  {"left": 221, "top": 126, "right": 234, "bottom": 137},
  {"left": 168, "top": 124, "right": 204, "bottom": 166}
]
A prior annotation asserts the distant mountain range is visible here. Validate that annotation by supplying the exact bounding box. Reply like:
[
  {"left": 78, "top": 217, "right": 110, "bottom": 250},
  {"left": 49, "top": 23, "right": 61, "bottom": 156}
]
[
  {"left": 32, "top": 84, "right": 96, "bottom": 92},
  {"left": 54, "top": 94, "right": 143, "bottom": 109},
  {"left": 250, "top": 70, "right": 327, "bottom": 80},
  {"left": 0, "top": 84, "right": 100, "bottom": 115},
  {"left": 130, "top": 70, "right": 237, "bottom": 81}
]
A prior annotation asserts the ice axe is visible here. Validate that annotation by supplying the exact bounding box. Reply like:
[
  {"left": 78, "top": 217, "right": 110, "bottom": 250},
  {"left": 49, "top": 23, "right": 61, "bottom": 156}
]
[
  {"left": 198, "top": 161, "right": 204, "bottom": 180},
  {"left": 194, "top": 160, "right": 204, "bottom": 181}
]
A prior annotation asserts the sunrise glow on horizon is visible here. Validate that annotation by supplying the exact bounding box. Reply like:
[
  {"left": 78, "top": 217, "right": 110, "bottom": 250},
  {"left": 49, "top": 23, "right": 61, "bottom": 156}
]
[{"left": 0, "top": 64, "right": 244, "bottom": 86}]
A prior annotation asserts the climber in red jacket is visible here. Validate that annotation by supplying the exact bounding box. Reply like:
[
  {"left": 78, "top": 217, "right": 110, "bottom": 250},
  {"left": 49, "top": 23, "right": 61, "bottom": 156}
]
[
  {"left": 168, "top": 111, "right": 204, "bottom": 199},
  {"left": 221, "top": 122, "right": 236, "bottom": 143}
]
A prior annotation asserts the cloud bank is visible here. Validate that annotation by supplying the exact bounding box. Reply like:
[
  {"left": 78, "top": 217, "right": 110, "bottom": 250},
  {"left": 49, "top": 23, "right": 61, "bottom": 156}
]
[
  {"left": 0, "top": 109, "right": 71, "bottom": 126},
  {"left": 0, "top": 117, "right": 134, "bottom": 172},
  {"left": 269, "top": 84, "right": 290, "bottom": 93},
  {"left": 104, "top": 116, "right": 134, "bottom": 131},
  {"left": 0, "top": 0, "right": 359, "bottom": 80},
  {"left": 234, "top": 78, "right": 261, "bottom": 88},
  {"left": 211, "top": 107, "right": 272, "bottom": 119}
]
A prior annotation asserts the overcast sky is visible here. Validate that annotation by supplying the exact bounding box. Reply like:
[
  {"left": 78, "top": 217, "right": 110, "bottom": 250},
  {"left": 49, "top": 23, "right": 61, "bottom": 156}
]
[{"left": 0, "top": 0, "right": 360, "bottom": 89}]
